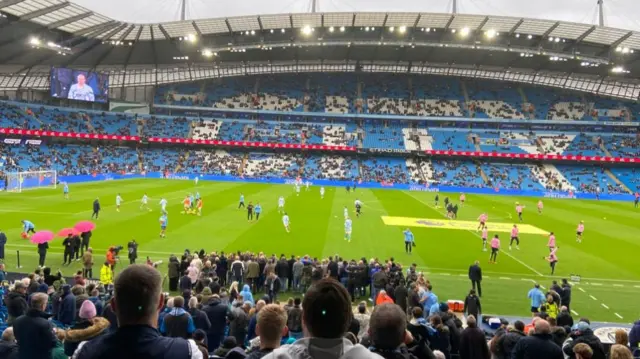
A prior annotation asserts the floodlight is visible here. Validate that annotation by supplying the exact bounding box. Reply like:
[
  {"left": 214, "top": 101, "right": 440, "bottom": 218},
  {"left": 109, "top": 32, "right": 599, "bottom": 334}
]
[
  {"left": 485, "top": 29, "right": 496, "bottom": 39},
  {"left": 389, "top": 26, "right": 395, "bottom": 32},
  {"left": 281, "top": 29, "right": 286, "bottom": 33},
  {"left": 365, "top": 26, "right": 370, "bottom": 32},
  {"left": 399, "top": 26, "right": 407, "bottom": 34},
  {"left": 250, "top": 30, "right": 255, "bottom": 35},
  {"left": 527, "top": 34, "right": 533, "bottom": 39},
  {"left": 270, "top": 29, "right": 274, "bottom": 33},
  {"left": 301, "top": 25, "right": 312, "bottom": 35},
  {"left": 554, "top": 37, "right": 560, "bottom": 42},
  {"left": 202, "top": 49, "right": 213, "bottom": 57},
  {"left": 340, "top": 26, "right": 345, "bottom": 32},
  {"left": 187, "top": 34, "right": 197, "bottom": 43},
  {"left": 329, "top": 26, "right": 335, "bottom": 32},
  {"left": 460, "top": 27, "right": 470, "bottom": 37},
  {"left": 515, "top": 33, "right": 520, "bottom": 38},
  {"left": 29, "top": 37, "right": 41, "bottom": 46}
]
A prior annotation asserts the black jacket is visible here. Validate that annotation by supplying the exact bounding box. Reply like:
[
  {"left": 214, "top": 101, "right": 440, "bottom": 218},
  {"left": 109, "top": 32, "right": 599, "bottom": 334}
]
[
  {"left": 560, "top": 284, "right": 572, "bottom": 305},
  {"left": 13, "top": 308, "right": 57, "bottom": 359},
  {"left": 428, "top": 327, "right": 451, "bottom": 359},
  {"left": 63, "top": 317, "right": 110, "bottom": 356},
  {"left": 37, "top": 242, "right": 48, "bottom": 254},
  {"left": 63, "top": 237, "right": 74, "bottom": 253},
  {"left": 203, "top": 298, "right": 229, "bottom": 336},
  {"left": 0, "top": 339, "right": 18, "bottom": 359},
  {"left": 563, "top": 329, "right": 606, "bottom": 359},
  {"left": 0, "top": 232, "right": 6, "bottom": 258},
  {"left": 441, "top": 312, "right": 462, "bottom": 355},
  {"left": 371, "top": 345, "right": 420, "bottom": 359},
  {"left": 512, "top": 333, "right": 563, "bottom": 359},
  {"left": 394, "top": 285, "right": 408, "bottom": 313},
  {"left": 327, "top": 261, "right": 339, "bottom": 279},
  {"left": 459, "top": 327, "right": 490, "bottom": 359},
  {"left": 463, "top": 294, "right": 482, "bottom": 318},
  {"left": 81, "top": 231, "right": 92, "bottom": 245},
  {"left": 468, "top": 265, "right": 482, "bottom": 282},
  {"left": 495, "top": 329, "right": 525, "bottom": 359},
  {"left": 275, "top": 260, "right": 289, "bottom": 278},
  {"left": 556, "top": 311, "right": 574, "bottom": 328},
  {"left": 93, "top": 200, "right": 100, "bottom": 211},
  {"left": 127, "top": 242, "right": 138, "bottom": 259},
  {"left": 286, "top": 305, "right": 303, "bottom": 333},
  {"left": 74, "top": 325, "right": 194, "bottom": 359},
  {"left": 189, "top": 307, "right": 211, "bottom": 332},
  {"left": 168, "top": 259, "right": 180, "bottom": 278},
  {"left": 373, "top": 271, "right": 388, "bottom": 289},
  {"left": 4, "top": 292, "right": 27, "bottom": 319}
]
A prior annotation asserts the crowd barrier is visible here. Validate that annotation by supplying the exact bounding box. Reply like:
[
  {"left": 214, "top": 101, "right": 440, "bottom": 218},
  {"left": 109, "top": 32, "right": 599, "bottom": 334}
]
[{"left": 48, "top": 172, "right": 636, "bottom": 202}]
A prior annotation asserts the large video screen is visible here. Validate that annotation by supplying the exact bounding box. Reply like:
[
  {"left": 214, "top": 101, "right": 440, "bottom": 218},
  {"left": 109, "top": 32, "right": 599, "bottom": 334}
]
[{"left": 50, "top": 67, "right": 109, "bottom": 103}]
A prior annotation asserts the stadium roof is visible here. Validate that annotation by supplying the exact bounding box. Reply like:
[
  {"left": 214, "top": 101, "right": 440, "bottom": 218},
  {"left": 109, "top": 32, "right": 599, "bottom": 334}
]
[{"left": 1, "top": 0, "right": 640, "bottom": 90}]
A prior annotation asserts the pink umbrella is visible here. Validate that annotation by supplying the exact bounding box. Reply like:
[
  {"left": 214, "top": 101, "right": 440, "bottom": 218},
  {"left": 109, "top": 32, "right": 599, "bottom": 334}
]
[
  {"left": 57, "top": 228, "right": 79, "bottom": 237},
  {"left": 74, "top": 221, "right": 96, "bottom": 232},
  {"left": 30, "top": 231, "right": 55, "bottom": 244}
]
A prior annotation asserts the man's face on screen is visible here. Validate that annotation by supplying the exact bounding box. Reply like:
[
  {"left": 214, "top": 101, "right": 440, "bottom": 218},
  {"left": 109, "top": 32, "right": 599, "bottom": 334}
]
[{"left": 77, "top": 74, "right": 86, "bottom": 86}]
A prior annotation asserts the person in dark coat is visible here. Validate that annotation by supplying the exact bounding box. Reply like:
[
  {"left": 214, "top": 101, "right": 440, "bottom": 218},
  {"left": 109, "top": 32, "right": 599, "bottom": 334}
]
[
  {"left": 228, "top": 302, "right": 250, "bottom": 348},
  {"left": 62, "top": 234, "right": 74, "bottom": 265},
  {"left": 394, "top": 280, "right": 409, "bottom": 314},
  {"left": 441, "top": 310, "right": 462, "bottom": 357},
  {"left": 188, "top": 297, "right": 211, "bottom": 333},
  {"left": 560, "top": 279, "right": 572, "bottom": 311},
  {"left": 468, "top": 261, "right": 482, "bottom": 297},
  {"left": 494, "top": 320, "right": 525, "bottom": 359},
  {"left": 37, "top": 242, "right": 49, "bottom": 267},
  {"left": 0, "top": 327, "right": 18, "bottom": 359},
  {"left": 459, "top": 316, "right": 490, "bottom": 359},
  {"left": 463, "top": 290, "right": 482, "bottom": 321},
  {"left": 0, "top": 229, "right": 7, "bottom": 260},
  {"left": 43, "top": 267, "right": 62, "bottom": 287},
  {"left": 512, "top": 319, "right": 563, "bottom": 359},
  {"left": 275, "top": 257, "right": 289, "bottom": 290},
  {"left": 58, "top": 284, "right": 76, "bottom": 326},
  {"left": 72, "top": 235, "right": 81, "bottom": 261},
  {"left": 4, "top": 282, "right": 27, "bottom": 325},
  {"left": 80, "top": 231, "right": 91, "bottom": 255},
  {"left": 179, "top": 271, "right": 192, "bottom": 292},
  {"left": 91, "top": 198, "right": 100, "bottom": 219},
  {"left": 203, "top": 294, "right": 230, "bottom": 352},
  {"left": 13, "top": 293, "right": 57, "bottom": 359},
  {"left": 127, "top": 240, "right": 138, "bottom": 265},
  {"left": 556, "top": 306, "right": 574, "bottom": 328},
  {"left": 63, "top": 301, "right": 110, "bottom": 356},
  {"left": 428, "top": 315, "right": 451, "bottom": 359},
  {"left": 168, "top": 255, "right": 180, "bottom": 291},
  {"left": 265, "top": 272, "right": 281, "bottom": 303},
  {"left": 563, "top": 321, "right": 606, "bottom": 359},
  {"left": 287, "top": 255, "right": 296, "bottom": 292}
]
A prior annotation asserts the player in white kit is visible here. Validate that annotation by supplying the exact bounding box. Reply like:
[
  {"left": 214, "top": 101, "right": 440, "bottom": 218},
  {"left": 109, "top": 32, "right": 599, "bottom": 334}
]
[
  {"left": 343, "top": 206, "right": 349, "bottom": 219},
  {"left": 159, "top": 198, "right": 168, "bottom": 214},
  {"left": 320, "top": 186, "right": 325, "bottom": 199},
  {"left": 194, "top": 176, "right": 199, "bottom": 186},
  {"left": 278, "top": 196, "right": 285, "bottom": 214},
  {"left": 295, "top": 184, "right": 301, "bottom": 196},
  {"left": 116, "top": 194, "right": 124, "bottom": 212},
  {"left": 140, "top": 193, "right": 151, "bottom": 211},
  {"left": 305, "top": 181, "right": 310, "bottom": 191},
  {"left": 282, "top": 213, "right": 290, "bottom": 233}
]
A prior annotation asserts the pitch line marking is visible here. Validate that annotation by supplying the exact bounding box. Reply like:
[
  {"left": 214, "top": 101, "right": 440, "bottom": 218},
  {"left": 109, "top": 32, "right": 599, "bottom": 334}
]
[
  {"left": 613, "top": 284, "right": 623, "bottom": 287},
  {"left": 571, "top": 310, "right": 580, "bottom": 316},
  {"left": 601, "top": 304, "right": 610, "bottom": 309},
  {"left": 591, "top": 283, "right": 603, "bottom": 286},
  {"left": 409, "top": 194, "right": 544, "bottom": 277},
  {"left": 578, "top": 287, "right": 586, "bottom": 293},
  {"left": 589, "top": 295, "right": 598, "bottom": 301},
  {"left": 615, "top": 313, "right": 624, "bottom": 319},
  {"left": 499, "top": 277, "right": 511, "bottom": 280}
]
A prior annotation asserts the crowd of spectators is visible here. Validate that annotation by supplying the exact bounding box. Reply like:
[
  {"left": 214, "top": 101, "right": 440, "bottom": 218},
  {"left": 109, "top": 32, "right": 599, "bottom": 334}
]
[
  {"left": 361, "top": 158, "right": 410, "bottom": 184},
  {"left": 0, "top": 249, "right": 636, "bottom": 359}
]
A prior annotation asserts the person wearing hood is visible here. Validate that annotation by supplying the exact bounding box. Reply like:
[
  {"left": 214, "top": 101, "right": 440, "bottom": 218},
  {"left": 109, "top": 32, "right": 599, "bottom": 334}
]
[
  {"left": 214, "top": 337, "right": 238, "bottom": 358},
  {"left": 630, "top": 319, "right": 640, "bottom": 351},
  {"left": 229, "top": 302, "right": 251, "bottom": 347},
  {"left": 203, "top": 294, "right": 231, "bottom": 352},
  {"left": 64, "top": 300, "right": 110, "bottom": 356},
  {"left": 13, "top": 293, "right": 57, "bottom": 359},
  {"left": 512, "top": 319, "right": 563, "bottom": 359},
  {"left": 160, "top": 296, "right": 196, "bottom": 339},
  {"left": 563, "top": 321, "right": 606, "bottom": 359},
  {"left": 367, "top": 303, "right": 420, "bottom": 359},
  {"left": 262, "top": 278, "right": 383, "bottom": 359},
  {"left": 58, "top": 284, "right": 76, "bottom": 326},
  {"left": 168, "top": 255, "right": 180, "bottom": 291},
  {"left": 0, "top": 327, "right": 18, "bottom": 359},
  {"left": 4, "top": 282, "right": 27, "bottom": 325},
  {"left": 240, "top": 284, "right": 255, "bottom": 306}
]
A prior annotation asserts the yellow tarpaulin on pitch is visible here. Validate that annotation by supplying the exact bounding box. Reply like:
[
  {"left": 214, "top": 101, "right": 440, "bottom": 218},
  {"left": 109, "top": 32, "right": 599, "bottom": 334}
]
[{"left": 381, "top": 216, "right": 547, "bottom": 235}]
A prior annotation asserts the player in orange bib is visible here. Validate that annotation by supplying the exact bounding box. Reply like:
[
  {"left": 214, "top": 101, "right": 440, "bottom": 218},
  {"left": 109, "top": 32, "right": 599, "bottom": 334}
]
[
  {"left": 197, "top": 198, "right": 203, "bottom": 216},
  {"left": 182, "top": 196, "right": 191, "bottom": 214}
]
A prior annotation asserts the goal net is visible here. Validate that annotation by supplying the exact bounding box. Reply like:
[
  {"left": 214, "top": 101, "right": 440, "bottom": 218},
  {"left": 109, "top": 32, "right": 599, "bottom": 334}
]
[{"left": 6, "top": 170, "right": 57, "bottom": 192}]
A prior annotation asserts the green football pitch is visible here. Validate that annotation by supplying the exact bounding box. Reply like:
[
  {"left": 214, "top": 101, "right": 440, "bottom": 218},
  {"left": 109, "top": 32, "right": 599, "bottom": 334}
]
[{"left": 1, "top": 179, "right": 639, "bottom": 323}]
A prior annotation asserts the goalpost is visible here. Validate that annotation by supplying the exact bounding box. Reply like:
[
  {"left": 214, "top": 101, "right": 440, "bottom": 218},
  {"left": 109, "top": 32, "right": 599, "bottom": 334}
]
[{"left": 5, "top": 170, "right": 57, "bottom": 193}]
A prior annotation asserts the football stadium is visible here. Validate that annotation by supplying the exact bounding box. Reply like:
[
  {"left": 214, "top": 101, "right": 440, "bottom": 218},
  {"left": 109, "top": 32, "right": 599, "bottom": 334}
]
[{"left": 0, "top": 0, "right": 639, "bottom": 357}]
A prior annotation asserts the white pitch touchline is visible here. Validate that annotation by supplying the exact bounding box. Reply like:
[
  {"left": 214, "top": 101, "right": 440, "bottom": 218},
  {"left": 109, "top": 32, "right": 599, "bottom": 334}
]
[
  {"left": 499, "top": 277, "right": 511, "bottom": 280},
  {"left": 578, "top": 287, "right": 586, "bottom": 293},
  {"left": 613, "top": 284, "right": 624, "bottom": 287},
  {"left": 602, "top": 304, "right": 610, "bottom": 309},
  {"left": 5, "top": 243, "right": 176, "bottom": 255},
  {"left": 590, "top": 295, "right": 598, "bottom": 301},
  {"left": 409, "top": 194, "right": 544, "bottom": 277},
  {"left": 591, "top": 283, "right": 603, "bottom": 286},
  {"left": 615, "top": 313, "right": 624, "bottom": 319},
  {"left": 571, "top": 310, "right": 580, "bottom": 316}
]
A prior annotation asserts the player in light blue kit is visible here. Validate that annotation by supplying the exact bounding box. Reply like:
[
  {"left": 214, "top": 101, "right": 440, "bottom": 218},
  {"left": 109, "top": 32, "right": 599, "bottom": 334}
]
[
  {"left": 255, "top": 203, "right": 262, "bottom": 221},
  {"left": 189, "top": 193, "right": 195, "bottom": 210},
  {"left": 159, "top": 214, "right": 168, "bottom": 238},
  {"left": 295, "top": 184, "right": 301, "bottom": 196},
  {"left": 320, "top": 186, "right": 325, "bottom": 199},
  {"left": 282, "top": 213, "right": 290, "bottom": 233},
  {"left": 159, "top": 198, "right": 168, "bottom": 214},
  {"left": 63, "top": 183, "right": 69, "bottom": 200},
  {"left": 239, "top": 193, "right": 245, "bottom": 209},
  {"left": 404, "top": 228, "right": 415, "bottom": 254},
  {"left": 22, "top": 220, "right": 36, "bottom": 234},
  {"left": 343, "top": 206, "right": 349, "bottom": 219},
  {"left": 344, "top": 217, "right": 353, "bottom": 242},
  {"left": 116, "top": 194, "right": 124, "bottom": 212}
]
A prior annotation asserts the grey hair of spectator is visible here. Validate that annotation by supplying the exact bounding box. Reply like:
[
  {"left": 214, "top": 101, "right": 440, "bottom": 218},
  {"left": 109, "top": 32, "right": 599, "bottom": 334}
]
[
  {"left": 188, "top": 296, "right": 198, "bottom": 309},
  {"left": 466, "top": 315, "right": 477, "bottom": 328},
  {"left": 1, "top": 327, "right": 14, "bottom": 342},
  {"left": 433, "top": 350, "right": 446, "bottom": 359}
]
